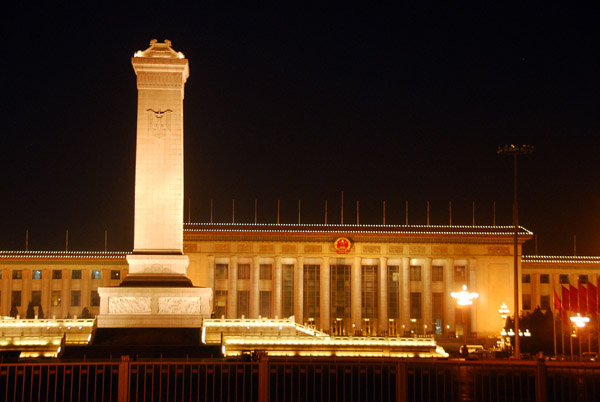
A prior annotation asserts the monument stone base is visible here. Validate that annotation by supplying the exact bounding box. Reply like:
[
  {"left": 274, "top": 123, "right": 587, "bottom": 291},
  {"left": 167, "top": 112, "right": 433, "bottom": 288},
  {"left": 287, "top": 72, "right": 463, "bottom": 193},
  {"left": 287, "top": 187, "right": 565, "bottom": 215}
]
[
  {"left": 96, "top": 286, "right": 212, "bottom": 328},
  {"left": 96, "top": 254, "right": 212, "bottom": 329}
]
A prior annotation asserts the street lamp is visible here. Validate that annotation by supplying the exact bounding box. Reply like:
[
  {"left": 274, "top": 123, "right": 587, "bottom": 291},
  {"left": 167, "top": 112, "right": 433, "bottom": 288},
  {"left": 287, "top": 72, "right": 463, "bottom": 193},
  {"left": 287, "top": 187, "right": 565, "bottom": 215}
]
[
  {"left": 499, "top": 302, "right": 510, "bottom": 321},
  {"left": 498, "top": 144, "right": 534, "bottom": 359},
  {"left": 570, "top": 313, "right": 590, "bottom": 360},
  {"left": 451, "top": 285, "right": 479, "bottom": 352}
]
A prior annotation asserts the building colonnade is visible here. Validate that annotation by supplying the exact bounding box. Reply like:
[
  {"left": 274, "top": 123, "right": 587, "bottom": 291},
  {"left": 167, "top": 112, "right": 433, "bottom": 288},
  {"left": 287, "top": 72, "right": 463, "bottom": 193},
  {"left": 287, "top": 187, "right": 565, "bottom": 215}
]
[{"left": 210, "top": 255, "right": 474, "bottom": 336}]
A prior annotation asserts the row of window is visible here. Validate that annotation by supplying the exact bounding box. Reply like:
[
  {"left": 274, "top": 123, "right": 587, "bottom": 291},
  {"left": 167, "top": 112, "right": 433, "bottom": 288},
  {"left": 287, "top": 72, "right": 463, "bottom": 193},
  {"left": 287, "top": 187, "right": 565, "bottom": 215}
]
[
  {"left": 215, "top": 264, "right": 467, "bottom": 283},
  {"left": 8, "top": 290, "right": 100, "bottom": 307},
  {"left": 6, "top": 270, "right": 121, "bottom": 280},
  {"left": 522, "top": 274, "right": 590, "bottom": 284}
]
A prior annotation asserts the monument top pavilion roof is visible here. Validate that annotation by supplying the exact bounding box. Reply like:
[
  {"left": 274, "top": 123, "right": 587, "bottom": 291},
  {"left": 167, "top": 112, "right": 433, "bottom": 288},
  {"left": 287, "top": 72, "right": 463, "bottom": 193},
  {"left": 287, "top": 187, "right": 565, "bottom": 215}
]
[{"left": 133, "top": 39, "right": 185, "bottom": 59}]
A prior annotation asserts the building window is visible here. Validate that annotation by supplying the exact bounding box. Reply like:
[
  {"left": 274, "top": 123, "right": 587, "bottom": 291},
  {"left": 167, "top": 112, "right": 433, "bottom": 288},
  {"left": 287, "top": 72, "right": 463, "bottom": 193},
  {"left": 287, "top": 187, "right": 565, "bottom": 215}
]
[
  {"left": 51, "top": 291, "right": 61, "bottom": 307},
  {"left": 282, "top": 264, "right": 294, "bottom": 318},
  {"left": 238, "top": 264, "right": 250, "bottom": 280},
  {"left": 454, "top": 266, "right": 466, "bottom": 284},
  {"left": 579, "top": 275, "right": 588, "bottom": 284},
  {"left": 214, "top": 290, "right": 227, "bottom": 318},
  {"left": 110, "top": 270, "right": 121, "bottom": 280},
  {"left": 522, "top": 294, "right": 532, "bottom": 310},
  {"left": 32, "top": 270, "right": 42, "bottom": 280},
  {"left": 410, "top": 265, "right": 422, "bottom": 281},
  {"left": 303, "top": 264, "right": 320, "bottom": 327},
  {"left": 432, "top": 266, "right": 444, "bottom": 282},
  {"left": 260, "top": 291, "right": 272, "bottom": 317},
  {"left": 361, "top": 265, "right": 378, "bottom": 320},
  {"left": 215, "top": 264, "right": 228, "bottom": 280},
  {"left": 72, "top": 270, "right": 82, "bottom": 280},
  {"left": 91, "top": 270, "right": 101, "bottom": 280},
  {"left": 540, "top": 295, "right": 550, "bottom": 310},
  {"left": 71, "top": 291, "right": 81, "bottom": 307},
  {"left": 11, "top": 291, "right": 22, "bottom": 307},
  {"left": 30, "top": 291, "right": 41, "bottom": 306},
  {"left": 91, "top": 290, "right": 100, "bottom": 306},
  {"left": 330, "top": 264, "right": 350, "bottom": 334},
  {"left": 559, "top": 274, "right": 569, "bottom": 284},
  {"left": 410, "top": 292, "right": 422, "bottom": 319},
  {"left": 12, "top": 270, "right": 22, "bottom": 279},
  {"left": 237, "top": 290, "right": 249, "bottom": 318},
  {"left": 540, "top": 274, "right": 550, "bottom": 284},
  {"left": 387, "top": 265, "right": 400, "bottom": 319},
  {"left": 522, "top": 274, "right": 531, "bottom": 284},
  {"left": 259, "top": 264, "right": 272, "bottom": 280},
  {"left": 52, "top": 270, "right": 62, "bottom": 279}
]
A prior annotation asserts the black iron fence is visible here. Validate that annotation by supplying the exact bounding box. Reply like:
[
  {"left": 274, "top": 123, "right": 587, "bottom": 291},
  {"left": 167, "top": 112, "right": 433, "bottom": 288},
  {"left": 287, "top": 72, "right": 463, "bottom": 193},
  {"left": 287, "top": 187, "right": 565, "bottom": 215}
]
[{"left": 1, "top": 357, "right": 599, "bottom": 401}]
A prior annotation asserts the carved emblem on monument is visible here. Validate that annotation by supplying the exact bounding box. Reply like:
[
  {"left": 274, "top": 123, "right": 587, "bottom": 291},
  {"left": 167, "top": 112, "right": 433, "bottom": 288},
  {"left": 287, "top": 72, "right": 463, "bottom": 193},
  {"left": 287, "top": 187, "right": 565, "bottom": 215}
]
[{"left": 146, "top": 109, "right": 173, "bottom": 138}]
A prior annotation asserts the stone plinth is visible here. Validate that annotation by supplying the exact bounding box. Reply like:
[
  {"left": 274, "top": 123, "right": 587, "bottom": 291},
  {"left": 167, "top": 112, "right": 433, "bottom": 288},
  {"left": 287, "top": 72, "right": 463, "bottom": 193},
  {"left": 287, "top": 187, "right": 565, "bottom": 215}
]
[{"left": 96, "top": 286, "right": 212, "bottom": 328}]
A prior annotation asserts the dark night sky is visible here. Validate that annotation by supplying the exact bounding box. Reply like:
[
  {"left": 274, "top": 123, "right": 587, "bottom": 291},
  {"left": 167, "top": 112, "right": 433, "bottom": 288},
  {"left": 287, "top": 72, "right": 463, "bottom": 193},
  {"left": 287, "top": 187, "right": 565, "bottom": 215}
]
[{"left": 2, "top": 4, "right": 599, "bottom": 256}]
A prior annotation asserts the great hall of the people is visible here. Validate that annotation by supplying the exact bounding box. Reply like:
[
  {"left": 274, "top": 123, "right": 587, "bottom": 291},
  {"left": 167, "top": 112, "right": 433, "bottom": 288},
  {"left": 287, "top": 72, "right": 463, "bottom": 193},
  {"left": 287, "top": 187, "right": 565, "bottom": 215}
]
[
  {"left": 1, "top": 39, "right": 599, "bottom": 342},
  {"left": 1, "top": 225, "right": 598, "bottom": 339}
]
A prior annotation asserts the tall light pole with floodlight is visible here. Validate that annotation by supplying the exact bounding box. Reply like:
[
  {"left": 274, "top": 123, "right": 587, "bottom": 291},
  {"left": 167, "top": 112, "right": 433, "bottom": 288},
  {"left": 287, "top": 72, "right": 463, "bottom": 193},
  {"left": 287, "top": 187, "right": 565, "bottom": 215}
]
[
  {"left": 451, "top": 285, "right": 479, "bottom": 352},
  {"left": 497, "top": 144, "right": 534, "bottom": 359}
]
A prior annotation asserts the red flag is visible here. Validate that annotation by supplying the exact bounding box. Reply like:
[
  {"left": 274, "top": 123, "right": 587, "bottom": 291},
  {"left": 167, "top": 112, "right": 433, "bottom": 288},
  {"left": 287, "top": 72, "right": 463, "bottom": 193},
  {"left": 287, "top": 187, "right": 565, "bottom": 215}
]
[
  {"left": 554, "top": 289, "right": 562, "bottom": 310},
  {"left": 579, "top": 284, "right": 588, "bottom": 314},
  {"left": 570, "top": 285, "right": 579, "bottom": 313},
  {"left": 588, "top": 282, "right": 597, "bottom": 315},
  {"left": 562, "top": 286, "right": 570, "bottom": 311}
]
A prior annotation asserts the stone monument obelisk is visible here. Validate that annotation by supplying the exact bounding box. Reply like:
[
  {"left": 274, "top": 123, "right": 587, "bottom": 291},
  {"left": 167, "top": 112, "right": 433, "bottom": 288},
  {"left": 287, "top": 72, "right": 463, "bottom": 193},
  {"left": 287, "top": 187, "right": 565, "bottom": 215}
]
[{"left": 97, "top": 39, "right": 211, "bottom": 329}]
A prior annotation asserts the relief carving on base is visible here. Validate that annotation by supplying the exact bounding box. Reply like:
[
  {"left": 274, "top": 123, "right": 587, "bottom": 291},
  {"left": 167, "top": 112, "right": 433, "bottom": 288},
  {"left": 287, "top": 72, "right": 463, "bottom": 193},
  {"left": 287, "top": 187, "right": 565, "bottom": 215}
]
[
  {"left": 109, "top": 297, "right": 152, "bottom": 314},
  {"left": 143, "top": 264, "right": 174, "bottom": 274},
  {"left": 158, "top": 297, "right": 201, "bottom": 314}
]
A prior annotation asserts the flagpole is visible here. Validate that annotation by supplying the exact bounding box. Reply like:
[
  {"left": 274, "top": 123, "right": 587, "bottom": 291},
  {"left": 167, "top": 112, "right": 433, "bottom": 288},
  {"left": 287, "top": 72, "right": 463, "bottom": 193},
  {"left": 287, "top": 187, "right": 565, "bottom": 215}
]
[
  {"left": 553, "top": 309, "right": 557, "bottom": 358},
  {"left": 561, "top": 315, "right": 565, "bottom": 356}
]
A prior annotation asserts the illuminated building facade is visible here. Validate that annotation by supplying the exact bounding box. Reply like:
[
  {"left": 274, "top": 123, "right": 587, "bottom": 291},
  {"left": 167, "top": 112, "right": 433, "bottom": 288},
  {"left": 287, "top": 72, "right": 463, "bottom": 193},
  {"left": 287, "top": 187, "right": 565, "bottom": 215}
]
[{"left": 1, "top": 39, "right": 598, "bottom": 346}]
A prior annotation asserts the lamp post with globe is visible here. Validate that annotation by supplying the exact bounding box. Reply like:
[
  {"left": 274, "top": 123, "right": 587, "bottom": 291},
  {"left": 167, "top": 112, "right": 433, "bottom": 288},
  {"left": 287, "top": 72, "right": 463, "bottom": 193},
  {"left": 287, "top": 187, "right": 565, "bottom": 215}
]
[{"left": 451, "top": 285, "right": 479, "bottom": 356}]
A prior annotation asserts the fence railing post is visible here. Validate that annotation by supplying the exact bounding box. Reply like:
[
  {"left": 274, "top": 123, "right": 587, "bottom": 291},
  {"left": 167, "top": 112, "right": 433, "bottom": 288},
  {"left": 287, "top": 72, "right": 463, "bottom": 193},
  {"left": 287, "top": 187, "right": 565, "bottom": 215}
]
[
  {"left": 396, "top": 361, "right": 407, "bottom": 402},
  {"left": 535, "top": 358, "right": 547, "bottom": 402},
  {"left": 258, "top": 356, "right": 269, "bottom": 402},
  {"left": 118, "top": 355, "right": 130, "bottom": 402}
]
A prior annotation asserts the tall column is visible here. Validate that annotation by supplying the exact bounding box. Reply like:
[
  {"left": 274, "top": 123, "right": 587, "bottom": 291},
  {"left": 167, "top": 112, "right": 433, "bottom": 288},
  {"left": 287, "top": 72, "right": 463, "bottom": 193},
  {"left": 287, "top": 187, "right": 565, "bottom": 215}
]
[
  {"left": 320, "top": 256, "right": 331, "bottom": 332},
  {"left": 533, "top": 273, "right": 540, "bottom": 310},
  {"left": 401, "top": 257, "right": 410, "bottom": 334},
  {"left": 423, "top": 258, "right": 432, "bottom": 333},
  {"left": 273, "top": 256, "right": 282, "bottom": 318},
  {"left": 1, "top": 269, "right": 9, "bottom": 316},
  {"left": 42, "top": 269, "right": 51, "bottom": 317},
  {"left": 352, "top": 256, "right": 362, "bottom": 334},
  {"left": 379, "top": 257, "right": 388, "bottom": 335},
  {"left": 227, "top": 256, "right": 238, "bottom": 318},
  {"left": 444, "top": 258, "right": 455, "bottom": 334},
  {"left": 81, "top": 269, "right": 90, "bottom": 311},
  {"left": 250, "top": 256, "right": 260, "bottom": 318},
  {"left": 22, "top": 269, "right": 31, "bottom": 314},
  {"left": 469, "top": 262, "right": 477, "bottom": 336},
  {"left": 61, "top": 269, "right": 71, "bottom": 318},
  {"left": 294, "top": 256, "right": 304, "bottom": 324},
  {"left": 207, "top": 255, "right": 215, "bottom": 291}
]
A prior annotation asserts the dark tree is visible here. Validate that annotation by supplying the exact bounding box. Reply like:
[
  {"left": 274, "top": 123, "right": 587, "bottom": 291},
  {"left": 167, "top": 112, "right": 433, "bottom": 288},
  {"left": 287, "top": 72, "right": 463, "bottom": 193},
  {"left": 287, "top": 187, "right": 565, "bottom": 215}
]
[
  {"left": 504, "top": 307, "right": 555, "bottom": 356},
  {"left": 26, "top": 302, "right": 35, "bottom": 319},
  {"left": 9, "top": 305, "right": 18, "bottom": 318},
  {"left": 37, "top": 304, "right": 45, "bottom": 319},
  {"left": 81, "top": 307, "right": 91, "bottom": 318}
]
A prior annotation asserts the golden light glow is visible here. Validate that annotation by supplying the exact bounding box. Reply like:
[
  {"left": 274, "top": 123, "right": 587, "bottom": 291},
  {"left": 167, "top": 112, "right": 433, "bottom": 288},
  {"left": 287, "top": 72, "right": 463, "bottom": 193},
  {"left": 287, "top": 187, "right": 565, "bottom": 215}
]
[{"left": 451, "top": 285, "right": 479, "bottom": 306}]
